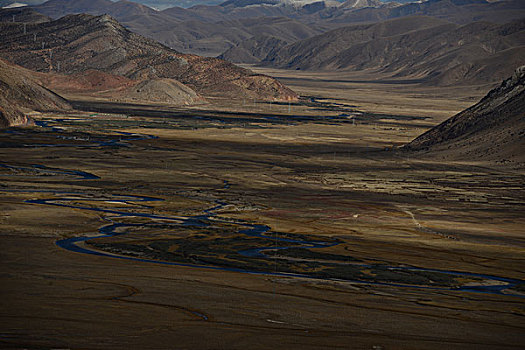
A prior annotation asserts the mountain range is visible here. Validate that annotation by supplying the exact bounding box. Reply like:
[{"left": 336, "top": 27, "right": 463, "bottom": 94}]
[
  {"left": 259, "top": 16, "right": 525, "bottom": 86},
  {"left": 24, "top": 0, "right": 525, "bottom": 58},
  {"left": 0, "top": 12, "right": 297, "bottom": 100},
  {"left": 325, "top": 0, "right": 525, "bottom": 25},
  {"left": 30, "top": 0, "right": 329, "bottom": 56}
]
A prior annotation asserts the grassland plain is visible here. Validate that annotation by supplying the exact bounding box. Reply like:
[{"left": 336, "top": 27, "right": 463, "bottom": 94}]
[{"left": 0, "top": 73, "right": 524, "bottom": 349}]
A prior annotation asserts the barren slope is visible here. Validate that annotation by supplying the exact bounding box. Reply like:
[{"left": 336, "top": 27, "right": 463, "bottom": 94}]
[
  {"left": 158, "top": 16, "right": 322, "bottom": 57},
  {"left": 36, "top": 69, "right": 202, "bottom": 105},
  {"left": 405, "top": 66, "right": 525, "bottom": 167},
  {"left": 0, "top": 13, "right": 297, "bottom": 100},
  {"left": 262, "top": 16, "right": 525, "bottom": 86},
  {"left": 0, "top": 58, "right": 70, "bottom": 128}
]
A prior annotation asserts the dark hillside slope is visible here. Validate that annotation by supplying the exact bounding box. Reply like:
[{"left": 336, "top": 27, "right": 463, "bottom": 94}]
[
  {"left": 405, "top": 66, "right": 525, "bottom": 167},
  {"left": 263, "top": 16, "right": 453, "bottom": 69},
  {"left": 32, "top": 0, "right": 114, "bottom": 18}
]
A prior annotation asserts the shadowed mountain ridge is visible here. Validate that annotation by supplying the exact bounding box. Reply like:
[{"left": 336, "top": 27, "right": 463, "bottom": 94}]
[{"left": 405, "top": 66, "right": 525, "bottom": 167}]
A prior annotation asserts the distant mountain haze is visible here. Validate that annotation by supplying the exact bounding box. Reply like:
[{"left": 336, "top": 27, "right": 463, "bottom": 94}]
[{"left": 259, "top": 16, "right": 525, "bottom": 86}]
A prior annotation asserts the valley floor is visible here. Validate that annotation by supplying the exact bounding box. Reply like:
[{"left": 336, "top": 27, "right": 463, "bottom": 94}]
[
  {"left": 245, "top": 66, "right": 493, "bottom": 121},
  {"left": 0, "top": 75, "right": 524, "bottom": 349}
]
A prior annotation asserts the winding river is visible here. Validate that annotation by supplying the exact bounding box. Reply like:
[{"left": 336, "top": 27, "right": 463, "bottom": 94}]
[
  {"left": 1, "top": 118, "right": 523, "bottom": 297},
  {"left": 1, "top": 167, "right": 522, "bottom": 297}
]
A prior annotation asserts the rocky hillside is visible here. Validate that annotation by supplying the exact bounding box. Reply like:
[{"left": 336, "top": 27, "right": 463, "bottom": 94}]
[
  {"left": 405, "top": 66, "right": 525, "bottom": 167},
  {"left": 0, "top": 58, "right": 70, "bottom": 128},
  {"left": 0, "top": 13, "right": 297, "bottom": 100},
  {"left": 112, "top": 78, "right": 202, "bottom": 105},
  {"left": 33, "top": 0, "right": 182, "bottom": 34},
  {"left": 261, "top": 16, "right": 525, "bottom": 86},
  {"left": 33, "top": 0, "right": 525, "bottom": 26},
  {"left": 32, "top": 0, "right": 117, "bottom": 18},
  {"left": 162, "top": 0, "right": 525, "bottom": 25}
]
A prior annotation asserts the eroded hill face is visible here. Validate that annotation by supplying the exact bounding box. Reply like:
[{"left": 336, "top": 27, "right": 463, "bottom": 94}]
[
  {"left": 405, "top": 66, "right": 525, "bottom": 168},
  {"left": 0, "top": 59, "right": 70, "bottom": 128},
  {"left": 0, "top": 13, "right": 297, "bottom": 101}
]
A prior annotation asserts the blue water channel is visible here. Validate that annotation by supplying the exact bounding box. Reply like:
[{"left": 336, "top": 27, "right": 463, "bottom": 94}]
[
  {"left": 1, "top": 180, "right": 521, "bottom": 297},
  {"left": 1, "top": 117, "right": 524, "bottom": 297}
]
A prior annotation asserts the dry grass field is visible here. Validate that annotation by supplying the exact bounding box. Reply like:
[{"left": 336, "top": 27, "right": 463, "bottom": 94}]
[{"left": 0, "top": 71, "right": 524, "bottom": 349}]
